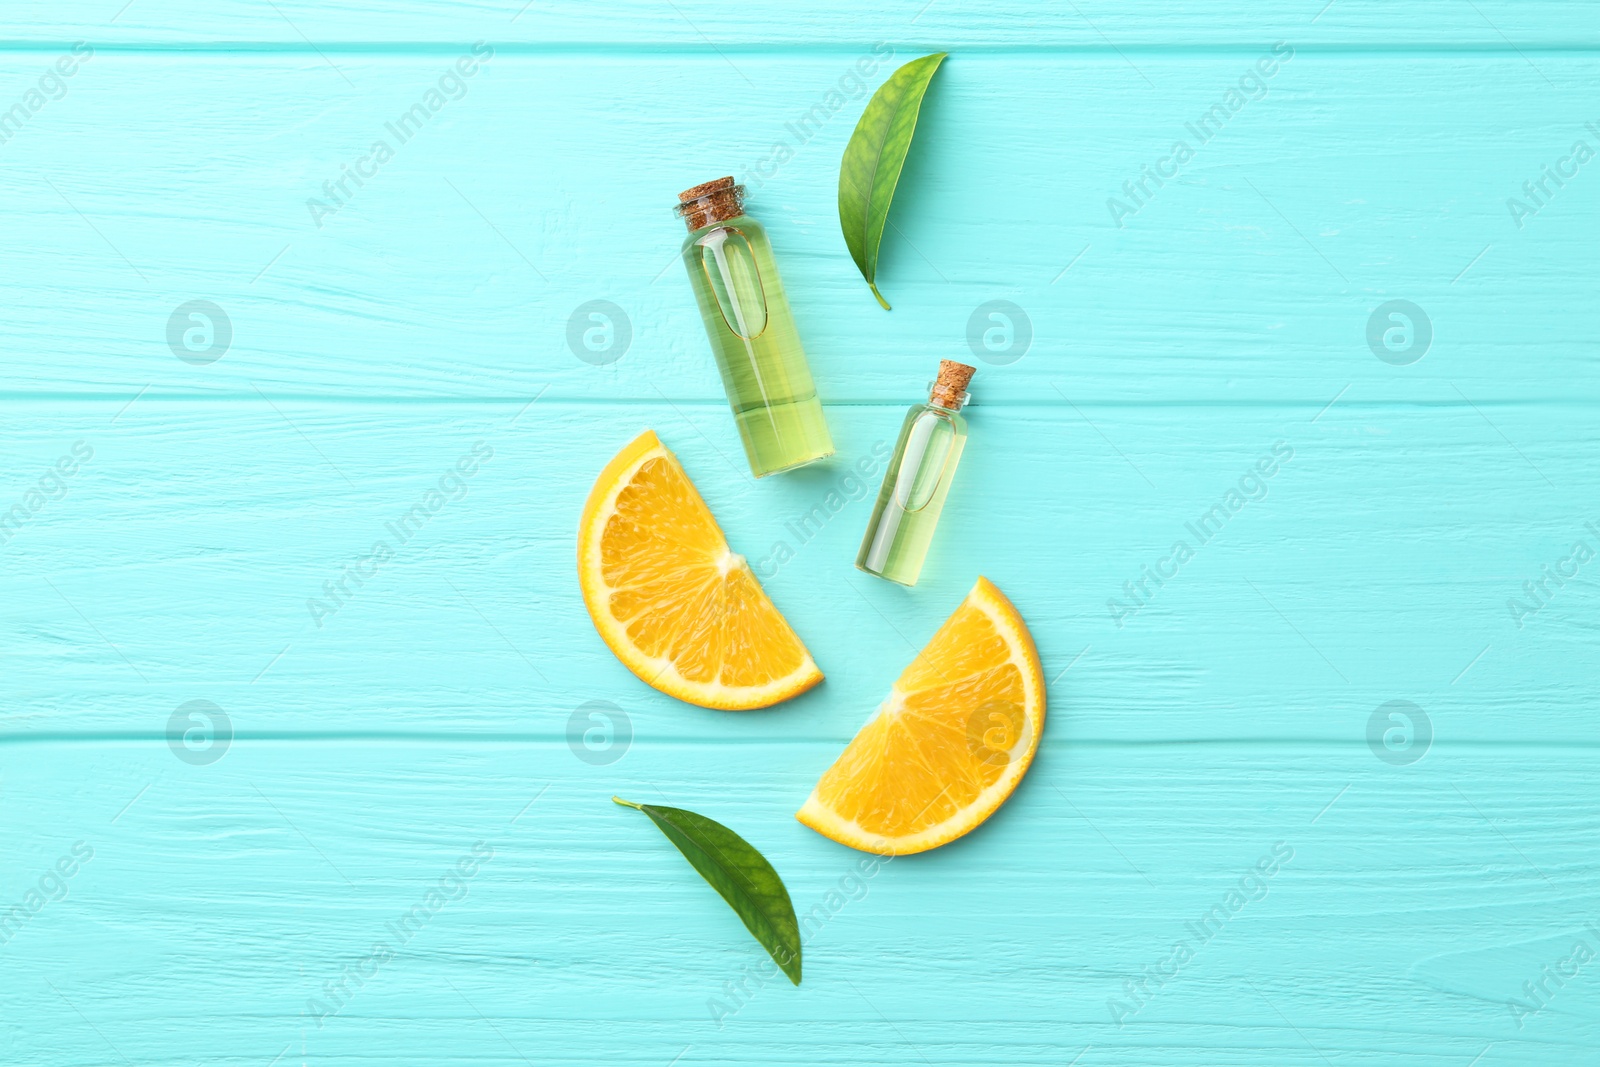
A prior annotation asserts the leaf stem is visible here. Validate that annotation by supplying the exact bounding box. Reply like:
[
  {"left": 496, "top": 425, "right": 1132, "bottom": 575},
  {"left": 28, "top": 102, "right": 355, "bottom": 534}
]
[
  {"left": 611, "top": 796, "right": 645, "bottom": 810},
  {"left": 870, "top": 283, "right": 892, "bottom": 311}
]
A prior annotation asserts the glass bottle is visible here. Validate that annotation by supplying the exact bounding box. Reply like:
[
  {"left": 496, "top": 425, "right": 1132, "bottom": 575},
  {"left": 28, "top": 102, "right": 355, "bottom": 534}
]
[
  {"left": 676, "top": 177, "right": 834, "bottom": 478},
  {"left": 856, "top": 361, "right": 975, "bottom": 586}
]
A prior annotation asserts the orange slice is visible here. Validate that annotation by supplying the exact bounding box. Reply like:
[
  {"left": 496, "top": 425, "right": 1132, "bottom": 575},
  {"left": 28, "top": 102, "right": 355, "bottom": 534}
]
[
  {"left": 578, "top": 429, "right": 822, "bottom": 710},
  {"left": 796, "top": 577, "right": 1045, "bottom": 854}
]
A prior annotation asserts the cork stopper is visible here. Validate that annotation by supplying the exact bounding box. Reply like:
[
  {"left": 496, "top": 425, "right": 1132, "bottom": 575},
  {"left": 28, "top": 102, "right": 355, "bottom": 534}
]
[
  {"left": 675, "top": 176, "right": 746, "bottom": 231},
  {"left": 930, "top": 360, "right": 976, "bottom": 410}
]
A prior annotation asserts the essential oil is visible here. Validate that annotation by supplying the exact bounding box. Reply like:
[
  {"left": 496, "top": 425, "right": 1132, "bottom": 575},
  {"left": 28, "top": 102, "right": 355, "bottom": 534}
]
[
  {"left": 856, "top": 361, "right": 975, "bottom": 586},
  {"left": 676, "top": 177, "right": 834, "bottom": 478}
]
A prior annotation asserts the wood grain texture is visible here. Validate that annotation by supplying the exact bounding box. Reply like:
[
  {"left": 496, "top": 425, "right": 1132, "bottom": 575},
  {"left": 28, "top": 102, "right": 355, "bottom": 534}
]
[
  {"left": 2, "top": 402, "right": 1594, "bottom": 742},
  {"left": 2, "top": 3, "right": 1598, "bottom": 1064},
  {"left": 0, "top": 53, "right": 1594, "bottom": 401},
  {"left": 1, "top": 743, "right": 1597, "bottom": 1065},
  {"left": 2, "top": 1, "right": 1596, "bottom": 47}
]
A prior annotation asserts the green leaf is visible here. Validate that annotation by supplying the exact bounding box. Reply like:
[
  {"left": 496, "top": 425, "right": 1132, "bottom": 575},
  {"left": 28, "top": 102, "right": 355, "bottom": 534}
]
[
  {"left": 837, "top": 52, "right": 948, "bottom": 310},
  {"left": 613, "top": 797, "right": 802, "bottom": 985}
]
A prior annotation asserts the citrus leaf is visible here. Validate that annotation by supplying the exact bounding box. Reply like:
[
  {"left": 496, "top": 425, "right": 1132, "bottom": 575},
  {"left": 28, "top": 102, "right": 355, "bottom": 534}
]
[
  {"left": 614, "top": 797, "right": 802, "bottom": 984},
  {"left": 837, "top": 52, "right": 947, "bottom": 310}
]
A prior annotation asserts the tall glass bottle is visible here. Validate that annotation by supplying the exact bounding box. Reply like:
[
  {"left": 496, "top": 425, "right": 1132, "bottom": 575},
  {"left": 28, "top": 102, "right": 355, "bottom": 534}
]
[
  {"left": 676, "top": 177, "right": 834, "bottom": 477},
  {"left": 856, "top": 361, "right": 975, "bottom": 586}
]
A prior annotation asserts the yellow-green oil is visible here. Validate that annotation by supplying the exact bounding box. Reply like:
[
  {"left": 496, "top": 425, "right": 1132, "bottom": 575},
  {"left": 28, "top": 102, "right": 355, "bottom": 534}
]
[
  {"left": 856, "top": 402, "right": 967, "bottom": 586},
  {"left": 681, "top": 215, "right": 833, "bottom": 477}
]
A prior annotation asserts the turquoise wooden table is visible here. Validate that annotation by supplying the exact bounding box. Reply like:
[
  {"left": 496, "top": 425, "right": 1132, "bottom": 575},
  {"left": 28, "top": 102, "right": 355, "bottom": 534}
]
[{"left": 3, "top": 1, "right": 1599, "bottom": 1063}]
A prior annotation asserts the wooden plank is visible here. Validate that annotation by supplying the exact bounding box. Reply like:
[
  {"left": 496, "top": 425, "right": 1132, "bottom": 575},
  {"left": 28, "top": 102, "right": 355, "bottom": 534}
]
[
  {"left": 0, "top": 53, "right": 1594, "bottom": 401},
  {"left": 2, "top": 401, "right": 1593, "bottom": 739},
  {"left": 1, "top": 1, "right": 1595, "bottom": 48},
  {"left": 2, "top": 740, "right": 1596, "bottom": 1064}
]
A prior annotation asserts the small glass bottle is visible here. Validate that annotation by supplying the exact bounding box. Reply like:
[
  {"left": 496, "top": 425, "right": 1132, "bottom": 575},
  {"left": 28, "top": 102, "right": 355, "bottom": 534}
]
[
  {"left": 676, "top": 177, "right": 834, "bottom": 478},
  {"left": 856, "top": 361, "right": 975, "bottom": 586}
]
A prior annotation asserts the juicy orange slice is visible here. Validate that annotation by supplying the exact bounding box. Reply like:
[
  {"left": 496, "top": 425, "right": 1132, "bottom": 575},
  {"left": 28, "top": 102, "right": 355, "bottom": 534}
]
[
  {"left": 578, "top": 429, "right": 822, "bottom": 710},
  {"left": 796, "top": 577, "right": 1045, "bottom": 854}
]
